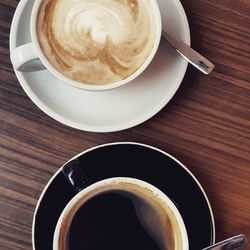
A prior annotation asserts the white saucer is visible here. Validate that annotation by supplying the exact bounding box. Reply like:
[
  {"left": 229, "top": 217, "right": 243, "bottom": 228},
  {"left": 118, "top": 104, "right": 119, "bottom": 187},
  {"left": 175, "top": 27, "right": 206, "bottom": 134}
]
[{"left": 10, "top": 0, "right": 190, "bottom": 132}]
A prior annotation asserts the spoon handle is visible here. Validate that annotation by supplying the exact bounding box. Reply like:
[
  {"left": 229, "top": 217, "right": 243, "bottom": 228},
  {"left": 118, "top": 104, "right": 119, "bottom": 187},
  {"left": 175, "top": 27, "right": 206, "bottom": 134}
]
[
  {"left": 162, "top": 30, "right": 215, "bottom": 74},
  {"left": 202, "top": 234, "right": 247, "bottom": 250}
]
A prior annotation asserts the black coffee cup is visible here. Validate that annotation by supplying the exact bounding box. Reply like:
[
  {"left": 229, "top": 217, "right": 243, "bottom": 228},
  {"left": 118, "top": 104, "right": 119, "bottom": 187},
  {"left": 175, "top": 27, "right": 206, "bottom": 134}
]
[{"left": 53, "top": 160, "right": 189, "bottom": 250}]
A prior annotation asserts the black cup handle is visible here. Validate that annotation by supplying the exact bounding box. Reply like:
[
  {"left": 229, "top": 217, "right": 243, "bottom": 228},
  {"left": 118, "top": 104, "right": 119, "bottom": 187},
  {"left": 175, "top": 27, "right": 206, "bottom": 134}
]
[{"left": 62, "top": 158, "right": 89, "bottom": 193}]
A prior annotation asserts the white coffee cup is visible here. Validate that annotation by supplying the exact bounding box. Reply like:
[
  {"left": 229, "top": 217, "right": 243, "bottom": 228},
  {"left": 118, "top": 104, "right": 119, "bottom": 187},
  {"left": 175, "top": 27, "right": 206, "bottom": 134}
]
[
  {"left": 53, "top": 177, "right": 189, "bottom": 250},
  {"left": 10, "top": 0, "right": 162, "bottom": 91}
]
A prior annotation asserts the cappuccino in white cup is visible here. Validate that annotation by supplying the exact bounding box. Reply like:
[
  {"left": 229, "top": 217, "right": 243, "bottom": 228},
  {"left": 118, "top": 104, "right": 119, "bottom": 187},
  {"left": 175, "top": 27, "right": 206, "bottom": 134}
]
[{"left": 11, "top": 0, "right": 162, "bottom": 90}]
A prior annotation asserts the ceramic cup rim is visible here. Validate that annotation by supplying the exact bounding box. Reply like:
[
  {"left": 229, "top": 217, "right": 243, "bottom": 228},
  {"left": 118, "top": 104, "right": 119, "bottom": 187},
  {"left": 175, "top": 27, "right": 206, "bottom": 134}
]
[
  {"left": 53, "top": 177, "right": 189, "bottom": 250},
  {"left": 30, "top": 0, "right": 162, "bottom": 91}
]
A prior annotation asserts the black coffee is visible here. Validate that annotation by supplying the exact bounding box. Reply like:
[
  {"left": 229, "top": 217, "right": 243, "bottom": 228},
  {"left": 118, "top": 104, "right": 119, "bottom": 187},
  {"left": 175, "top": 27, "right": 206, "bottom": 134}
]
[{"left": 68, "top": 192, "right": 162, "bottom": 250}]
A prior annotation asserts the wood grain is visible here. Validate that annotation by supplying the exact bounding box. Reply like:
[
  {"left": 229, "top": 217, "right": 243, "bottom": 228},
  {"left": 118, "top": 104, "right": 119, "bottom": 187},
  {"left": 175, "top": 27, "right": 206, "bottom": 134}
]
[{"left": 0, "top": 0, "right": 249, "bottom": 249}]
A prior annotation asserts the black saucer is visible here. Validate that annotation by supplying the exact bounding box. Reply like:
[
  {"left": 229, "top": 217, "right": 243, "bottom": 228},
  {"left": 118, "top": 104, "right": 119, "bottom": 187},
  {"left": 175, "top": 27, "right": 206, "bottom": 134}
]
[{"left": 33, "top": 143, "right": 215, "bottom": 250}]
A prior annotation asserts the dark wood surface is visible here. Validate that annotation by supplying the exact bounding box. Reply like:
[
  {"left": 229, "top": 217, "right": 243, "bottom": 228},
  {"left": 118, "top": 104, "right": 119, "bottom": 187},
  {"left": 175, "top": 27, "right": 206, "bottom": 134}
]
[{"left": 0, "top": 0, "right": 249, "bottom": 249}]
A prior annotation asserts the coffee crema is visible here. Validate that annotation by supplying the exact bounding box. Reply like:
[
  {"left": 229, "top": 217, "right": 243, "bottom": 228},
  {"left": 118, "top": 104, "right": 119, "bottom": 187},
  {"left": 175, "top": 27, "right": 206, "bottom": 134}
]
[{"left": 37, "top": 0, "right": 158, "bottom": 84}]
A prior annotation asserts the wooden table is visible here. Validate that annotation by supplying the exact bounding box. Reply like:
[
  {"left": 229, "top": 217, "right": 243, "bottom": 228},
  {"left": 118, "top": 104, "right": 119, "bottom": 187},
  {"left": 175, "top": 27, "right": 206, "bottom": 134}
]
[{"left": 0, "top": 0, "right": 249, "bottom": 249}]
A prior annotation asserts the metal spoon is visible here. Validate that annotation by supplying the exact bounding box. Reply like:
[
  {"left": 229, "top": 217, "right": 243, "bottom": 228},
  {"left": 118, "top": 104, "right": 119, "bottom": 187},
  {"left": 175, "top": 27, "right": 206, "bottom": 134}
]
[
  {"left": 202, "top": 234, "right": 247, "bottom": 250},
  {"left": 162, "top": 30, "right": 215, "bottom": 74}
]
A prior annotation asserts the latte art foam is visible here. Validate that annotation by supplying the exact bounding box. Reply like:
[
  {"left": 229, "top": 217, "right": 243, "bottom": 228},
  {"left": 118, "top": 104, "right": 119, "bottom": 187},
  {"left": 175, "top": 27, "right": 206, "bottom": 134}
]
[{"left": 37, "top": 0, "right": 158, "bottom": 84}]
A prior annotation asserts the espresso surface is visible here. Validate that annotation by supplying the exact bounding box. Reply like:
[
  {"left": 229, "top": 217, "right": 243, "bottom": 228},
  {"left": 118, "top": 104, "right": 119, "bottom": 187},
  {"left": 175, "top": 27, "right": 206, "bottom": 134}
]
[
  {"left": 69, "top": 193, "right": 166, "bottom": 250},
  {"left": 37, "top": 0, "right": 158, "bottom": 84}
]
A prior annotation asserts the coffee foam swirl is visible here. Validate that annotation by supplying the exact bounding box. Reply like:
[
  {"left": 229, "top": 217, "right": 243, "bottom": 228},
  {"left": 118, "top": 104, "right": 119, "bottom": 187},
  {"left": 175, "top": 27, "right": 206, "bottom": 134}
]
[{"left": 37, "top": 0, "right": 157, "bottom": 84}]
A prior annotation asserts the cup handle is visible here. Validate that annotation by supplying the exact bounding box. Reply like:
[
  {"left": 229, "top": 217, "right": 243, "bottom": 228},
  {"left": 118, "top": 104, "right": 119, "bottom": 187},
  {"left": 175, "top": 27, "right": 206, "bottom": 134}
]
[
  {"left": 10, "top": 42, "right": 46, "bottom": 72},
  {"left": 62, "top": 158, "right": 89, "bottom": 193}
]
